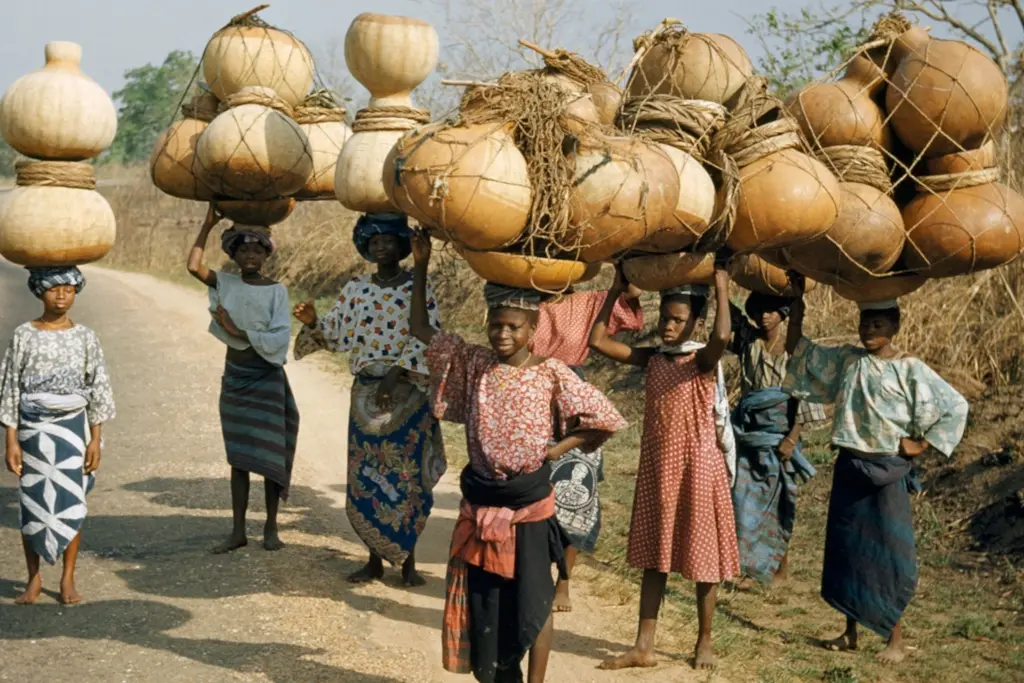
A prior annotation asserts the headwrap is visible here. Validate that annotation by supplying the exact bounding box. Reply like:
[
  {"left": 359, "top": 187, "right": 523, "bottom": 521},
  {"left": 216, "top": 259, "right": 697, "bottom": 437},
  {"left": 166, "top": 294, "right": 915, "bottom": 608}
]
[
  {"left": 483, "top": 282, "right": 544, "bottom": 312},
  {"left": 352, "top": 212, "right": 412, "bottom": 263},
  {"left": 660, "top": 283, "right": 711, "bottom": 301},
  {"left": 221, "top": 225, "right": 275, "bottom": 257},
  {"left": 744, "top": 291, "right": 793, "bottom": 321},
  {"left": 858, "top": 299, "right": 899, "bottom": 312},
  {"left": 27, "top": 266, "right": 86, "bottom": 299}
]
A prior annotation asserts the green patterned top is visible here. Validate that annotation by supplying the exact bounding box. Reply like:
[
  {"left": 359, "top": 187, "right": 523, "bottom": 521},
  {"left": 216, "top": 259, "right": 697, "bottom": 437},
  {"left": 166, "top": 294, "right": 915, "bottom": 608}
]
[{"left": 783, "top": 338, "right": 969, "bottom": 457}]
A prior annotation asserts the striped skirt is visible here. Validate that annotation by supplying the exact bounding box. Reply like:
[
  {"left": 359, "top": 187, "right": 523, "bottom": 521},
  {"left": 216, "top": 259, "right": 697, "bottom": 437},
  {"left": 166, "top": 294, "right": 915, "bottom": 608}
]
[{"left": 219, "top": 356, "right": 299, "bottom": 499}]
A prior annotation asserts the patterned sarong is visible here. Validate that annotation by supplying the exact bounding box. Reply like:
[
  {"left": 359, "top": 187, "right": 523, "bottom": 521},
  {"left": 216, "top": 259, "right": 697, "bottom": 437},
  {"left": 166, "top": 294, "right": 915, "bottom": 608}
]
[
  {"left": 822, "top": 450, "right": 921, "bottom": 638},
  {"left": 347, "top": 374, "right": 446, "bottom": 565},
  {"left": 731, "top": 388, "right": 816, "bottom": 583},
  {"left": 219, "top": 356, "right": 299, "bottom": 499},
  {"left": 551, "top": 447, "right": 602, "bottom": 552},
  {"left": 18, "top": 406, "right": 95, "bottom": 565}
]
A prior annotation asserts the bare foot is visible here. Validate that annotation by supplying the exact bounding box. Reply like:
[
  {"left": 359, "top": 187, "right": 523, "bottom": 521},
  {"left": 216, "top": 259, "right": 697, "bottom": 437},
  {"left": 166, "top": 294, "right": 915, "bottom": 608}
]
[
  {"left": 553, "top": 580, "right": 572, "bottom": 613},
  {"left": 212, "top": 534, "right": 248, "bottom": 554},
  {"left": 773, "top": 568, "right": 791, "bottom": 585},
  {"left": 598, "top": 649, "right": 658, "bottom": 670},
  {"left": 876, "top": 642, "right": 906, "bottom": 664},
  {"left": 59, "top": 579, "right": 82, "bottom": 605},
  {"left": 347, "top": 560, "right": 384, "bottom": 584},
  {"left": 694, "top": 637, "right": 716, "bottom": 670},
  {"left": 263, "top": 528, "right": 285, "bottom": 551},
  {"left": 824, "top": 633, "right": 858, "bottom": 652},
  {"left": 14, "top": 575, "right": 42, "bottom": 605}
]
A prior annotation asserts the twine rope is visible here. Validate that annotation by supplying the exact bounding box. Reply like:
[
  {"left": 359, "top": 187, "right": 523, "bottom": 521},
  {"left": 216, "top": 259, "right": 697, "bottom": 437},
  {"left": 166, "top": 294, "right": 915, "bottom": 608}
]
[{"left": 16, "top": 160, "right": 96, "bottom": 190}]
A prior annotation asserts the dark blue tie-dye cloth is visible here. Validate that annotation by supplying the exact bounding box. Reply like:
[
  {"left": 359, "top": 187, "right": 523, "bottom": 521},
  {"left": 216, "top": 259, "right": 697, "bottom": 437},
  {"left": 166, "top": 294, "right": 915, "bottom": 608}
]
[
  {"left": 821, "top": 450, "right": 921, "bottom": 638},
  {"left": 731, "top": 388, "right": 816, "bottom": 583}
]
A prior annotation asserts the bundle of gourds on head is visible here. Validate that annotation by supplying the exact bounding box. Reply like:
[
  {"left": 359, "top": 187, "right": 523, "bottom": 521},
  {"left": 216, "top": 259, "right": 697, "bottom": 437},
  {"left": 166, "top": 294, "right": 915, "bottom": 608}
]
[
  {"left": 149, "top": 4, "right": 353, "bottom": 235},
  {"left": 0, "top": 41, "right": 118, "bottom": 267},
  {"left": 354, "top": 11, "right": 1021, "bottom": 305}
]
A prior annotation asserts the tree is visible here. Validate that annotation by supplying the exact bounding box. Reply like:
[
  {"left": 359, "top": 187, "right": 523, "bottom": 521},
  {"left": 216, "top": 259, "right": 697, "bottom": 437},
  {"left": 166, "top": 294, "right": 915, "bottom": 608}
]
[
  {"left": 0, "top": 138, "right": 16, "bottom": 177},
  {"left": 105, "top": 50, "right": 200, "bottom": 165}
]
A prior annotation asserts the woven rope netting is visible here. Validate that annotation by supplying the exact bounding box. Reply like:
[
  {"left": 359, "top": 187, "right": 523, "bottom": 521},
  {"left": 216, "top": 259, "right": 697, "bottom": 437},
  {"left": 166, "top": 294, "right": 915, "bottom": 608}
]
[
  {"left": 153, "top": 5, "right": 346, "bottom": 207},
  {"left": 785, "top": 10, "right": 1021, "bottom": 284},
  {"left": 454, "top": 69, "right": 597, "bottom": 258}
]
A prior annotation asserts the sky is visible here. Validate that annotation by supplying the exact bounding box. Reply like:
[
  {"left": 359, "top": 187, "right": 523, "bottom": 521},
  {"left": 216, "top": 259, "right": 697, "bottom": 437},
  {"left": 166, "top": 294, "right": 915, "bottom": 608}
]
[{"left": 1, "top": 0, "right": 1021, "bottom": 97}]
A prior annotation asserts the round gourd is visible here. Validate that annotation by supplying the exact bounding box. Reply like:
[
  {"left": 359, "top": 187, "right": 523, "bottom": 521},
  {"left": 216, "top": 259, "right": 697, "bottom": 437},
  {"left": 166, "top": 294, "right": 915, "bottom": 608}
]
[
  {"left": 832, "top": 273, "right": 927, "bottom": 303},
  {"left": 635, "top": 144, "right": 715, "bottom": 252},
  {"left": 730, "top": 253, "right": 816, "bottom": 297},
  {"left": 202, "top": 22, "right": 314, "bottom": 108},
  {"left": 588, "top": 82, "right": 623, "bottom": 125},
  {"left": 886, "top": 39, "right": 1007, "bottom": 157},
  {"left": 335, "top": 128, "right": 406, "bottom": 213},
  {"left": 786, "top": 78, "right": 892, "bottom": 150},
  {"left": 460, "top": 249, "right": 587, "bottom": 291},
  {"left": 0, "top": 42, "right": 117, "bottom": 161},
  {"left": 570, "top": 134, "right": 680, "bottom": 262},
  {"left": 215, "top": 198, "right": 296, "bottom": 226},
  {"left": 384, "top": 122, "right": 532, "bottom": 250},
  {"left": 344, "top": 13, "right": 439, "bottom": 107},
  {"left": 622, "top": 252, "right": 715, "bottom": 292},
  {"left": 627, "top": 32, "right": 753, "bottom": 105},
  {"left": 781, "top": 182, "right": 905, "bottom": 286},
  {"left": 195, "top": 87, "right": 313, "bottom": 200},
  {"left": 149, "top": 92, "right": 220, "bottom": 201},
  {"left": 294, "top": 109, "right": 352, "bottom": 200},
  {"left": 903, "top": 182, "right": 1024, "bottom": 277},
  {"left": 0, "top": 186, "right": 115, "bottom": 265},
  {"left": 727, "top": 149, "right": 841, "bottom": 253},
  {"left": 925, "top": 141, "right": 996, "bottom": 175}
]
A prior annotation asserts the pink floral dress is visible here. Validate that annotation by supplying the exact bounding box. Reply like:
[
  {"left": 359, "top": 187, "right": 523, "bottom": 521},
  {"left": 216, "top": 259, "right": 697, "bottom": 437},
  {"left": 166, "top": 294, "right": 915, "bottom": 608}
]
[{"left": 426, "top": 332, "right": 628, "bottom": 480}]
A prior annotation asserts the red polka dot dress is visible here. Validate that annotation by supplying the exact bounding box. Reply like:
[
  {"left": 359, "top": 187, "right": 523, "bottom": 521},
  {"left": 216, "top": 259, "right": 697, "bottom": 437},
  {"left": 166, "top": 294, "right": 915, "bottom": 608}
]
[{"left": 627, "top": 353, "right": 740, "bottom": 582}]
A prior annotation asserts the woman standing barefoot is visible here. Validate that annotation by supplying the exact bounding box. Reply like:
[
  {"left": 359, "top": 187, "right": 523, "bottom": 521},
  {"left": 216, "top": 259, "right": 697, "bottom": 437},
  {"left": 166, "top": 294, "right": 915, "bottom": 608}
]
[
  {"left": 2, "top": 267, "right": 114, "bottom": 605},
  {"left": 187, "top": 206, "right": 298, "bottom": 553},
  {"left": 294, "top": 213, "right": 446, "bottom": 587}
]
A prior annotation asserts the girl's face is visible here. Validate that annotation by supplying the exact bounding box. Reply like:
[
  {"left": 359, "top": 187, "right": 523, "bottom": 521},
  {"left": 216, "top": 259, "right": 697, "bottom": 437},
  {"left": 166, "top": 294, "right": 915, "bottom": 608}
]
[
  {"left": 42, "top": 285, "right": 76, "bottom": 316},
  {"left": 368, "top": 234, "right": 403, "bottom": 266},
  {"left": 659, "top": 299, "right": 700, "bottom": 346},
  {"left": 859, "top": 311, "right": 899, "bottom": 354},
  {"left": 233, "top": 242, "right": 269, "bottom": 275},
  {"left": 759, "top": 309, "right": 784, "bottom": 333},
  {"left": 487, "top": 308, "right": 535, "bottom": 360}
]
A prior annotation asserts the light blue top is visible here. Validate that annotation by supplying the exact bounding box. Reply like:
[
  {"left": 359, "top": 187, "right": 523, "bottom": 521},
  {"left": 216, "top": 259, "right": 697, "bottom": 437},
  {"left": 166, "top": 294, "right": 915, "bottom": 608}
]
[
  {"left": 207, "top": 272, "right": 291, "bottom": 367},
  {"left": 783, "top": 337, "right": 969, "bottom": 457}
]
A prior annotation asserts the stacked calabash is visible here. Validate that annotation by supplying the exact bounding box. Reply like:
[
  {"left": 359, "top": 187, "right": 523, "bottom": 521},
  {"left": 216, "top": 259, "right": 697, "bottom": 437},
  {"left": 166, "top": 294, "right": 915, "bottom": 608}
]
[
  {"left": 336, "top": 13, "right": 437, "bottom": 214},
  {"left": 150, "top": 6, "right": 341, "bottom": 230},
  {"left": 0, "top": 41, "right": 118, "bottom": 266},
  {"left": 780, "top": 15, "right": 1023, "bottom": 303},
  {"left": 613, "top": 21, "right": 839, "bottom": 297},
  {"left": 383, "top": 34, "right": 695, "bottom": 291}
]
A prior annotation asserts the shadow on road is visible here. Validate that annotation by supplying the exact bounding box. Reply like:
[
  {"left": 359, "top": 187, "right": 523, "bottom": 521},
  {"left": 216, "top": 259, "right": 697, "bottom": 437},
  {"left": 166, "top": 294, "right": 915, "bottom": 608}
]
[
  {"left": 1, "top": 476, "right": 633, "bottom": 664},
  {"left": 0, "top": 598, "right": 406, "bottom": 682}
]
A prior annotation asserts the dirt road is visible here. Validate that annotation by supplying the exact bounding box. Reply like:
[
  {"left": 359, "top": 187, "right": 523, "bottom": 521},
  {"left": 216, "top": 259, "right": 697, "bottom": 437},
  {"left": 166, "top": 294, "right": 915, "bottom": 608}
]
[{"left": 0, "top": 264, "right": 707, "bottom": 682}]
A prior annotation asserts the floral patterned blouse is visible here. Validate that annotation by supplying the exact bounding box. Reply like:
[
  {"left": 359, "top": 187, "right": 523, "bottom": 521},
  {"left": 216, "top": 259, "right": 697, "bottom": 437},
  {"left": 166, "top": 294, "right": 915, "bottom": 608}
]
[
  {"left": 0, "top": 323, "right": 115, "bottom": 427},
  {"left": 426, "top": 332, "right": 628, "bottom": 480},
  {"left": 294, "top": 273, "right": 441, "bottom": 378},
  {"left": 533, "top": 290, "right": 643, "bottom": 367},
  {"left": 783, "top": 337, "right": 969, "bottom": 457}
]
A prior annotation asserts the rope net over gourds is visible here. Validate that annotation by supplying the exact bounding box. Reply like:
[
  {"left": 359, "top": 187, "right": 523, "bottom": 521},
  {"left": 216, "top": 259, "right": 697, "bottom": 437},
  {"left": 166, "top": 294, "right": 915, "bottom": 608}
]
[{"left": 782, "top": 10, "right": 1022, "bottom": 287}]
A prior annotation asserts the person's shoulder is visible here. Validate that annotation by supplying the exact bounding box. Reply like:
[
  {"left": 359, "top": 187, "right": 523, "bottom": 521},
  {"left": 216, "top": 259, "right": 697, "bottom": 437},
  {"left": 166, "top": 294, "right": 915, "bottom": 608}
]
[{"left": 13, "top": 321, "right": 35, "bottom": 335}]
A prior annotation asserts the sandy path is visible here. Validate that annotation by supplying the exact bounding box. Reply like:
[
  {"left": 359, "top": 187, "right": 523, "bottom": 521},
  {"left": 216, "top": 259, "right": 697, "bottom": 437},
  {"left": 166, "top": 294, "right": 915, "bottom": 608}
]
[{"left": 0, "top": 265, "right": 712, "bottom": 682}]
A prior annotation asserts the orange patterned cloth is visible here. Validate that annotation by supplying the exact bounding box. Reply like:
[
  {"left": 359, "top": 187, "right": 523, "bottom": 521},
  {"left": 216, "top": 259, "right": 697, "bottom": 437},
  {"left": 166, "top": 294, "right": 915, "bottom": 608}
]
[{"left": 441, "top": 492, "right": 556, "bottom": 673}]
